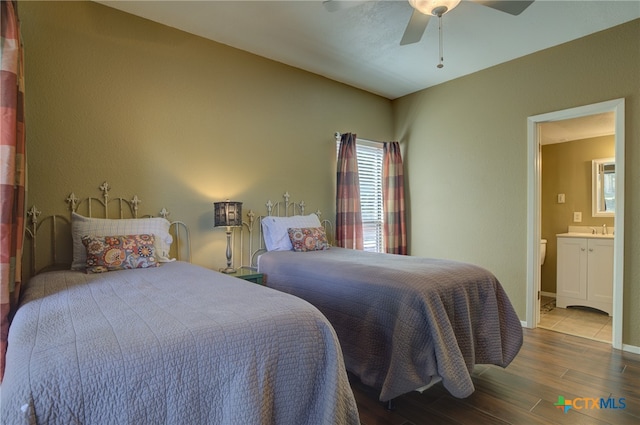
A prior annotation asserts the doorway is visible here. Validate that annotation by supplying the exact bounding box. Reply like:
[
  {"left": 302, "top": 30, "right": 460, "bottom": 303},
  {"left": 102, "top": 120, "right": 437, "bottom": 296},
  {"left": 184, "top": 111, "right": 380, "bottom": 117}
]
[
  {"left": 538, "top": 114, "right": 615, "bottom": 342},
  {"left": 526, "top": 98, "right": 625, "bottom": 349}
]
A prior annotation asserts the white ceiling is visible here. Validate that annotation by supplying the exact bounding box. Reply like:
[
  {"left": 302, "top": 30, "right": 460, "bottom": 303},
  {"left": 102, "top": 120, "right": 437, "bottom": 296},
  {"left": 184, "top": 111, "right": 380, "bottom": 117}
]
[
  {"left": 97, "top": 0, "right": 640, "bottom": 100},
  {"left": 540, "top": 112, "right": 615, "bottom": 145}
]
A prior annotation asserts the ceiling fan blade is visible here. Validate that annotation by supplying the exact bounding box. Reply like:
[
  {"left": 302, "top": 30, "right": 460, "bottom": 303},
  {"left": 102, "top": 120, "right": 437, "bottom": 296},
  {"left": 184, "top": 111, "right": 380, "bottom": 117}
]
[
  {"left": 400, "top": 9, "right": 431, "bottom": 46},
  {"left": 474, "top": 0, "right": 535, "bottom": 16},
  {"left": 322, "top": 0, "right": 368, "bottom": 13}
]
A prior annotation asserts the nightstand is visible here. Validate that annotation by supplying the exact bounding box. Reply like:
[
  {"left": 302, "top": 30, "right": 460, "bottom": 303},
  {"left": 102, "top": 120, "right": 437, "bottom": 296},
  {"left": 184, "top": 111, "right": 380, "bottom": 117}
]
[{"left": 229, "top": 267, "right": 264, "bottom": 285}]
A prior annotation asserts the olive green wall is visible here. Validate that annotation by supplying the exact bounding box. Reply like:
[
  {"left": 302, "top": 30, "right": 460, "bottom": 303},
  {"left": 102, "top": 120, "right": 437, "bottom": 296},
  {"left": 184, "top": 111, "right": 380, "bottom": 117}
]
[
  {"left": 393, "top": 20, "right": 639, "bottom": 346},
  {"left": 19, "top": 1, "right": 393, "bottom": 270},
  {"left": 540, "top": 136, "right": 615, "bottom": 294}
]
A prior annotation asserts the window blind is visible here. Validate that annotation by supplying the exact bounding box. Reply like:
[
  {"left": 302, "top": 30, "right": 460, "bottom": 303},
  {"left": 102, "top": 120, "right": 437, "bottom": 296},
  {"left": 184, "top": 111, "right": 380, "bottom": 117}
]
[{"left": 337, "top": 139, "right": 384, "bottom": 252}]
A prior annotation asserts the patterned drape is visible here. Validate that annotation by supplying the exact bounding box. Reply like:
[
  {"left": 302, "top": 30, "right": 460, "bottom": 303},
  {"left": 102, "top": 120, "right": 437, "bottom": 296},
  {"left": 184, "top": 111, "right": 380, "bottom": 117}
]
[
  {"left": 1, "top": 0, "right": 26, "bottom": 381},
  {"left": 336, "top": 133, "right": 363, "bottom": 250},
  {"left": 383, "top": 142, "right": 407, "bottom": 255}
]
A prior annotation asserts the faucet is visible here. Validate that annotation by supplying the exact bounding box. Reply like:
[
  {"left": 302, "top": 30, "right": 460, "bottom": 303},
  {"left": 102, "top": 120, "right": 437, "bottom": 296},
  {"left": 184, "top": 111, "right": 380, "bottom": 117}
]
[
  {"left": 590, "top": 227, "right": 597, "bottom": 234},
  {"left": 603, "top": 224, "right": 607, "bottom": 235}
]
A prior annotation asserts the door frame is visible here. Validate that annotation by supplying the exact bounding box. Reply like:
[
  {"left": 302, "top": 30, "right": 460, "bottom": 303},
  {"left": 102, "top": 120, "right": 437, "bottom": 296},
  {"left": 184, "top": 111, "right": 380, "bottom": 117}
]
[{"left": 525, "top": 98, "right": 625, "bottom": 349}]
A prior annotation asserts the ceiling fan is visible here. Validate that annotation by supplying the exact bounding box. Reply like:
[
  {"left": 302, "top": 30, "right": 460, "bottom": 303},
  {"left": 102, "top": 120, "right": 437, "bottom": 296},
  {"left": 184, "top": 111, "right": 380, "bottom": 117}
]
[{"left": 323, "top": 0, "right": 535, "bottom": 67}]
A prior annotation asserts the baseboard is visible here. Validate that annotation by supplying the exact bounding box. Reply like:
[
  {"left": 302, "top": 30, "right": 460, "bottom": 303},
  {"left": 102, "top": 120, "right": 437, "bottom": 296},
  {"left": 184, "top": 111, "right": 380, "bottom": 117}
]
[
  {"left": 541, "top": 291, "right": 556, "bottom": 298},
  {"left": 622, "top": 343, "right": 640, "bottom": 355}
]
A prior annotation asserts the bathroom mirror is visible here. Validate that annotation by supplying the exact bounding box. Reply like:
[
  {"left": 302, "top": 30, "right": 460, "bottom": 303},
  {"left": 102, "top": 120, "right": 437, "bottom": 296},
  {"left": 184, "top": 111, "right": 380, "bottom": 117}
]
[{"left": 592, "top": 157, "right": 615, "bottom": 217}]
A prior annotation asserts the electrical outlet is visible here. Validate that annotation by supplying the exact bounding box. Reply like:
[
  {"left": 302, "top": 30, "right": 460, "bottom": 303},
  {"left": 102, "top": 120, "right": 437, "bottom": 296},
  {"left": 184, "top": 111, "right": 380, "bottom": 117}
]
[
  {"left": 558, "top": 193, "right": 565, "bottom": 203},
  {"left": 573, "top": 212, "right": 582, "bottom": 222}
]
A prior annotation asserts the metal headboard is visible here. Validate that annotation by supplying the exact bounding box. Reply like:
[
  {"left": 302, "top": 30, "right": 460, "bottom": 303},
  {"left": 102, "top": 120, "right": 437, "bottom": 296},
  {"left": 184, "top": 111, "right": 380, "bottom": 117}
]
[
  {"left": 25, "top": 181, "right": 191, "bottom": 276},
  {"left": 239, "top": 191, "right": 333, "bottom": 269}
]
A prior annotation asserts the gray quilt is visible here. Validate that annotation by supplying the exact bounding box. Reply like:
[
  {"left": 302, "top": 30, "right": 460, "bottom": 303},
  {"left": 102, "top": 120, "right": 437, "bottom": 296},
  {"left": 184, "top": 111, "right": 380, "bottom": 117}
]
[
  {"left": 258, "top": 248, "right": 523, "bottom": 402},
  {"left": 1, "top": 261, "right": 360, "bottom": 425}
]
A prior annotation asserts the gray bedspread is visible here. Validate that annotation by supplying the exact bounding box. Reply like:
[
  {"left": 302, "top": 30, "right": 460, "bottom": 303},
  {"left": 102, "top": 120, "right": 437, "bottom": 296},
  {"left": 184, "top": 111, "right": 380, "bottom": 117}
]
[
  {"left": 1, "top": 261, "right": 360, "bottom": 425},
  {"left": 258, "top": 248, "right": 523, "bottom": 402}
]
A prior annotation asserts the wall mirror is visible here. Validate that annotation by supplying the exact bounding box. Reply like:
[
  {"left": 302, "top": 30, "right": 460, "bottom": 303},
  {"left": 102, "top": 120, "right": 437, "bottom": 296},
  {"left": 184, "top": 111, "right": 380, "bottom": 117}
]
[{"left": 592, "top": 157, "right": 615, "bottom": 217}]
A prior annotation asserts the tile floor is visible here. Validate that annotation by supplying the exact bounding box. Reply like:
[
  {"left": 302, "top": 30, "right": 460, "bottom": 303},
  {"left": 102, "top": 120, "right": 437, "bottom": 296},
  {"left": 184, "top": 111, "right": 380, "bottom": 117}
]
[{"left": 538, "top": 295, "right": 612, "bottom": 343}]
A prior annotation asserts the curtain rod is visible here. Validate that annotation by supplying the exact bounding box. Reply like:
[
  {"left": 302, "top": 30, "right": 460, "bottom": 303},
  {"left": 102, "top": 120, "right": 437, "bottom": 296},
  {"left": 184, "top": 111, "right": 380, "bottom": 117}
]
[{"left": 334, "top": 132, "right": 386, "bottom": 145}]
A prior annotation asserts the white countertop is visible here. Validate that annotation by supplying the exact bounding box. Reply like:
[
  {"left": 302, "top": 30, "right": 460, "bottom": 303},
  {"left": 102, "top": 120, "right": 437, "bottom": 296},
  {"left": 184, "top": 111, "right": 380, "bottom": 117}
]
[{"left": 556, "top": 232, "right": 614, "bottom": 239}]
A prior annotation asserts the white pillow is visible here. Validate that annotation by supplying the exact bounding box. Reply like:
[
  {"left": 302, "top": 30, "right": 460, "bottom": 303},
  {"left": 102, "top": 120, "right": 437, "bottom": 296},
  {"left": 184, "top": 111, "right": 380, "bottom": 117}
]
[
  {"left": 71, "top": 212, "right": 173, "bottom": 270},
  {"left": 261, "top": 214, "right": 321, "bottom": 251}
]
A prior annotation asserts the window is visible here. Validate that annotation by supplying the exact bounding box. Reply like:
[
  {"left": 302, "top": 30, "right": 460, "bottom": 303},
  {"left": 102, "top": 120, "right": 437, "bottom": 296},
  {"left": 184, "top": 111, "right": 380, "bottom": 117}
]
[
  {"left": 592, "top": 157, "right": 615, "bottom": 217},
  {"left": 337, "top": 139, "right": 384, "bottom": 252}
]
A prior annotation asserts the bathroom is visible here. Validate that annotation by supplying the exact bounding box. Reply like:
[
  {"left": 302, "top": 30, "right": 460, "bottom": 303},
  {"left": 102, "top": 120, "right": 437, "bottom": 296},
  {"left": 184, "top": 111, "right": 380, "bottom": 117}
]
[{"left": 539, "top": 116, "right": 614, "bottom": 342}]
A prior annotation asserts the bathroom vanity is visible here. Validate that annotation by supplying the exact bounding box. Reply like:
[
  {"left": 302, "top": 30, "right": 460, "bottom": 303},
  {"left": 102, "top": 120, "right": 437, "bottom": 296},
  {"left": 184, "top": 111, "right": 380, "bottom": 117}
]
[{"left": 556, "top": 233, "right": 613, "bottom": 316}]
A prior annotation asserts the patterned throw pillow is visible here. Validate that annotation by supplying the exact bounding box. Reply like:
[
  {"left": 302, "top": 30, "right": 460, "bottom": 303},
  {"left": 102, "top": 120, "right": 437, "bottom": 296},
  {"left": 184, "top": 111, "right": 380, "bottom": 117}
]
[
  {"left": 287, "top": 227, "right": 330, "bottom": 252},
  {"left": 71, "top": 212, "right": 173, "bottom": 270},
  {"left": 81, "top": 234, "right": 159, "bottom": 273}
]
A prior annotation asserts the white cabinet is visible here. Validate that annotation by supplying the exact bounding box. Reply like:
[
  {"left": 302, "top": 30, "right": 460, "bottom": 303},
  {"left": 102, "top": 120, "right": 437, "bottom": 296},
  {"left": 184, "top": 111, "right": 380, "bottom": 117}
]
[{"left": 556, "top": 236, "right": 613, "bottom": 316}]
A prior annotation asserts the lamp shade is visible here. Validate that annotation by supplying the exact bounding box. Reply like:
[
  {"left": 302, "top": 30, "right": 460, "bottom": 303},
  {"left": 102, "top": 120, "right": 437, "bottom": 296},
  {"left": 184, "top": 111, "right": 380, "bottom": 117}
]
[
  {"left": 214, "top": 201, "right": 243, "bottom": 227},
  {"left": 408, "top": 0, "right": 461, "bottom": 16}
]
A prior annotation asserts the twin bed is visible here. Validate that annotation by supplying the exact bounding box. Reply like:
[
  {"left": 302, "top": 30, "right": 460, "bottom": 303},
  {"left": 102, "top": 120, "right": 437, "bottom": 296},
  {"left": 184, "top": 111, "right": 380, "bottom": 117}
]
[
  {"left": 2, "top": 186, "right": 523, "bottom": 424},
  {"left": 254, "top": 195, "right": 523, "bottom": 403},
  {"left": 1, "top": 186, "right": 359, "bottom": 425},
  {"left": 259, "top": 248, "right": 523, "bottom": 402}
]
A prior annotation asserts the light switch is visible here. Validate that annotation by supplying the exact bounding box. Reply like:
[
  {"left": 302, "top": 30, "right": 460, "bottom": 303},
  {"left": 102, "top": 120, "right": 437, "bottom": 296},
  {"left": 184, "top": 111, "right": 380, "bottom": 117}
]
[
  {"left": 573, "top": 212, "right": 582, "bottom": 222},
  {"left": 558, "top": 193, "right": 565, "bottom": 203}
]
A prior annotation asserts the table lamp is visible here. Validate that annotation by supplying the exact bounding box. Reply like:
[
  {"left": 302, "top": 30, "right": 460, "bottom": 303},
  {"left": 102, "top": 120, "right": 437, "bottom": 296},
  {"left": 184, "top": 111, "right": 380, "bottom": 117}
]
[{"left": 214, "top": 200, "right": 242, "bottom": 273}]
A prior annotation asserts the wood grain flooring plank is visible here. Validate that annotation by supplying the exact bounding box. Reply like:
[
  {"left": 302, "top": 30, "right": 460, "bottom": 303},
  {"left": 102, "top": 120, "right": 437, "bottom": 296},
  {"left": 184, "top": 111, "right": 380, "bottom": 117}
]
[
  {"left": 412, "top": 395, "right": 511, "bottom": 425},
  {"left": 561, "top": 368, "right": 640, "bottom": 398},
  {"left": 453, "top": 386, "right": 551, "bottom": 424}
]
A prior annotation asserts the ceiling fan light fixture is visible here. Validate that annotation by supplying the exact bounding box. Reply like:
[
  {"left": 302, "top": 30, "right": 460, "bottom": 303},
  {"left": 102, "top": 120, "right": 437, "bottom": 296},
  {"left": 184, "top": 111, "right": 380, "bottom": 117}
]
[{"left": 408, "top": 0, "right": 461, "bottom": 17}]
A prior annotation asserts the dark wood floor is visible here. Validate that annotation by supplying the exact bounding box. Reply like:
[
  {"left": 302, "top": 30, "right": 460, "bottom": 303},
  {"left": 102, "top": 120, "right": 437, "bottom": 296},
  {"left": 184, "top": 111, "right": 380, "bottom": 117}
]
[{"left": 351, "top": 328, "right": 640, "bottom": 425}]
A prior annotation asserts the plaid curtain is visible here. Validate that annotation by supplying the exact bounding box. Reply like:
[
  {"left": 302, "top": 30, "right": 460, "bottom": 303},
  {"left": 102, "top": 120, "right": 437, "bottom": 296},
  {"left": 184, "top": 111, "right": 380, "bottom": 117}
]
[
  {"left": 1, "top": 0, "right": 26, "bottom": 381},
  {"left": 383, "top": 142, "right": 407, "bottom": 255},
  {"left": 336, "top": 133, "right": 363, "bottom": 250}
]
